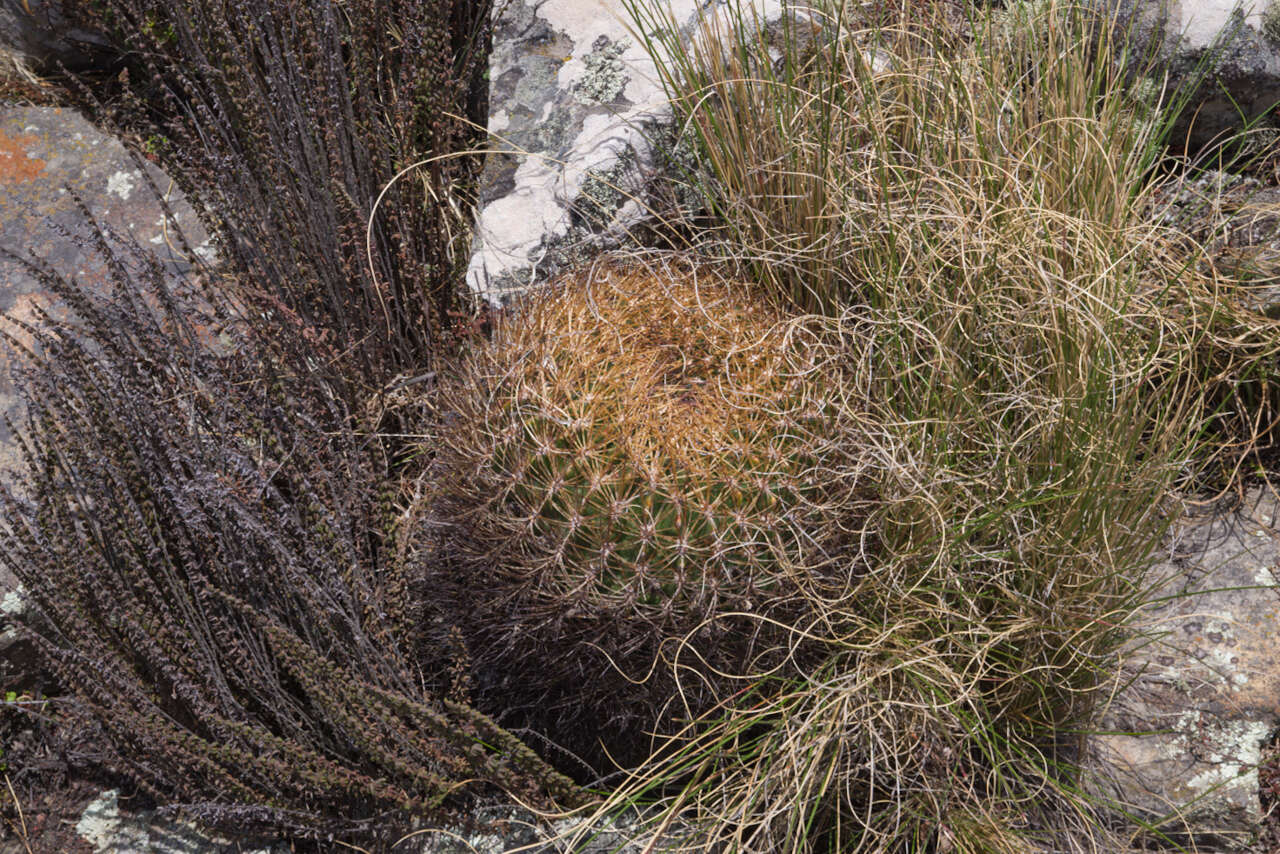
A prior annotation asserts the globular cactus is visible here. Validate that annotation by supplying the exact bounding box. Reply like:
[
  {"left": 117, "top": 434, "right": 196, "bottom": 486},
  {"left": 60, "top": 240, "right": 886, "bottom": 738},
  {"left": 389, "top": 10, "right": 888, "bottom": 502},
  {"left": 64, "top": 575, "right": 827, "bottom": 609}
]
[{"left": 413, "top": 257, "right": 873, "bottom": 767}]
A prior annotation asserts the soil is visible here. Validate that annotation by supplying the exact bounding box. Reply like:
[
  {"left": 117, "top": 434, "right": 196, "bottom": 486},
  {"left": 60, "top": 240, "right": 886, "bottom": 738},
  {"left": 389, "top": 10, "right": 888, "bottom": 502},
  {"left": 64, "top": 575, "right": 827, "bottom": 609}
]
[
  {"left": 0, "top": 61, "right": 64, "bottom": 110},
  {"left": 1, "top": 773, "right": 101, "bottom": 854},
  {"left": 0, "top": 622, "right": 117, "bottom": 854}
]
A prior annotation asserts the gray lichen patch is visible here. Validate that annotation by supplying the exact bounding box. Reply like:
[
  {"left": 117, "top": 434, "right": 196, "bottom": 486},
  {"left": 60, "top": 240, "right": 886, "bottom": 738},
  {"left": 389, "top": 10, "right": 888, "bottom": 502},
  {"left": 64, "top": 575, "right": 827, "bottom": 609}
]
[
  {"left": 572, "top": 146, "right": 641, "bottom": 230},
  {"left": 1183, "top": 718, "right": 1271, "bottom": 800},
  {"left": 574, "top": 36, "right": 631, "bottom": 105},
  {"left": 477, "top": 101, "right": 584, "bottom": 207},
  {"left": 477, "top": 214, "right": 645, "bottom": 306},
  {"left": 1, "top": 587, "right": 27, "bottom": 616},
  {"left": 486, "top": 0, "right": 578, "bottom": 155},
  {"left": 529, "top": 102, "right": 579, "bottom": 157},
  {"left": 1265, "top": 0, "right": 1280, "bottom": 45}
]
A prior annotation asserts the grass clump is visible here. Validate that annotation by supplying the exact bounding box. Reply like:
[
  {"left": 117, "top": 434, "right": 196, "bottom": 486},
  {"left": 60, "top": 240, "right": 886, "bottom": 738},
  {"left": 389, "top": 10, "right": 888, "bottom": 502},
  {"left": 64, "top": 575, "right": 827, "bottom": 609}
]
[{"left": 484, "top": 0, "right": 1280, "bottom": 849}]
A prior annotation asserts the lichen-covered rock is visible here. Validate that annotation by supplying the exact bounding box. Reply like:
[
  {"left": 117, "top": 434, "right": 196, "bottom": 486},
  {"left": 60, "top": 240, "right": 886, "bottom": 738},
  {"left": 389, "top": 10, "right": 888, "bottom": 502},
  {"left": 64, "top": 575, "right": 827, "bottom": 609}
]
[
  {"left": 1103, "top": 0, "right": 1280, "bottom": 151},
  {"left": 467, "top": 0, "right": 788, "bottom": 299},
  {"left": 0, "top": 106, "right": 209, "bottom": 479},
  {"left": 70, "top": 793, "right": 690, "bottom": 854},
  {"left": 72, "top": 794, "right": 691, "bottom": 854},
  {"left": 0, "top": 586, "right": 34, "bottom": 691},
  {"left": 75, "top": 790, "right": 286, "bottom": 854},
  {"left": 414, "top": 804, "right": 693, "bottom": 853},
  {"left": 1088, "top": 489, "right": 1280, "bottom": 850}
]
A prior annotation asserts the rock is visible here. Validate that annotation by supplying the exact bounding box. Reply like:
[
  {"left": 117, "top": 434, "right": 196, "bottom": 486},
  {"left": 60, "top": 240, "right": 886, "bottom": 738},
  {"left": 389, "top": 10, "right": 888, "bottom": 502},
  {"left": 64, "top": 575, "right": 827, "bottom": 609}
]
[
  {"left": 75, "top": 789, "right": 287, "bottom": 854},
  {"left": 415, "top": 804, "right": 695, "bottom": 853},
  {"left": 467, "top": 0, "right": 789, "bottom": 299},
  {"left": 1087, "top": 489, "right": 1280, "bottom": 849},
  {"left": 0, "top": 105, "right": 210, "bottom": 481},
  {"left": 1151, "top": 168, "right": 1280, "bottom": 310},
  {"left": 0, "top": 0, "right": 111, "bottom": 72},
  {"left": 70, "top": 795, "right": 689, "bottom": 854},
  {"left": 1104, "top": 0, "right": 1280, "bottom": 151}
]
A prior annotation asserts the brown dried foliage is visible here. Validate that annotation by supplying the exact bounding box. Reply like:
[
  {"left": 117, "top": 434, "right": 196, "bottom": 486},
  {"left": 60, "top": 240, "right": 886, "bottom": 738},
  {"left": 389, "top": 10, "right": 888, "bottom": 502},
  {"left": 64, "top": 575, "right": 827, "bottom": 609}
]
[
  {"left": 0, "top": 0, "right": 594, "bottom": 842},
  {"left": 65, "top": 0, "right": 490, "bottom": 395},
  {"left": 0, "top": 223, "right": 582, "bottom": 845}
]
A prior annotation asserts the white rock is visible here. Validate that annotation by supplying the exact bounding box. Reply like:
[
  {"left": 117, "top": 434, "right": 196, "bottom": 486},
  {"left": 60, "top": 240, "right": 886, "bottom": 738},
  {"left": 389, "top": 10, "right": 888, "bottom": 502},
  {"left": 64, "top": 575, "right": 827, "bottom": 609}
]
[{"left": 466, "top": 0, "right": 784, "bottom": 299}]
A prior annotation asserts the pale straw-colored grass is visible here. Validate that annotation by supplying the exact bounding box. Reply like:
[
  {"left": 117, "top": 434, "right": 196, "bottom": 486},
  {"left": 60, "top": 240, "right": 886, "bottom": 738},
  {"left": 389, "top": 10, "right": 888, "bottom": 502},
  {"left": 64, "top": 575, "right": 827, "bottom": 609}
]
[{"left": 527, "top": 0, "right": 1280, "bottom": 850}]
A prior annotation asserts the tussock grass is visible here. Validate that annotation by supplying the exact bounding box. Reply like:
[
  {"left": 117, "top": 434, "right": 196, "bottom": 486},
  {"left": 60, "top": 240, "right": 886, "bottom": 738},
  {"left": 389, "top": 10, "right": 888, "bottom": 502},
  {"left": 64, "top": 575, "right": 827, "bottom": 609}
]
[{"left": 500, "top": 0, "right": 1280, "bottom": 850}]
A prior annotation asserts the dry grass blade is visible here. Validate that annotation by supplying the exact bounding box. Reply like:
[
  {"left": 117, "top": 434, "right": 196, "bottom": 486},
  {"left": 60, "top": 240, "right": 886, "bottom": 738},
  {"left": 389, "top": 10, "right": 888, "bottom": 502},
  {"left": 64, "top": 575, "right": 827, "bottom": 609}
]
[
  {"left": 559, "top": 0, "right": 1280, "bottom": 850},
  {"left": 3, "top": 773, "right": 33, "bottom": 854}
]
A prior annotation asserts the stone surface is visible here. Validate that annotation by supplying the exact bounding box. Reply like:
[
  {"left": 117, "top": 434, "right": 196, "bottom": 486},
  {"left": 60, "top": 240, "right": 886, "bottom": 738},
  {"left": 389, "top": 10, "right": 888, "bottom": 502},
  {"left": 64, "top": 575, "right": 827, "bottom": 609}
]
[
  {"left": 1106, "top": 0, "right": 1280, "bottom": 151},
  {"left": 1088, "top": 490, "right": 1280, "bottom": 849},
  {"left": 415, "top": 805, "right": 693, "bottom": 853},
  {"left": 68, "top": 796, "right": 688, "bottom": 854},
  {"left": 0, "top": 0, "right": 110, "bottom": 71},
  {"left": 467, "top": 0, "right": 788, "bottom": 300},
  {"left": 74, "top": 790, "right": 286, "bottom": 854},
  {"left": 0, "top": 105, "right": 210, "bottom": 478}
]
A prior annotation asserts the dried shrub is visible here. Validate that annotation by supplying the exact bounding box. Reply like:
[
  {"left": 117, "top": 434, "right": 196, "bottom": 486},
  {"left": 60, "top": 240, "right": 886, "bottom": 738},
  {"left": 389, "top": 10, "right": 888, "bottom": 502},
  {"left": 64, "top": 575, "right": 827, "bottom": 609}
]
[
  {"left": 0, "top": 0, "right": 588, "bottom": 844},
  {"left": 66, "top": 0, "right": 491, "bottom": 392},
  {"left": 0, "top": 228, "right": 581, "bottom": 845},
  {"left": 408, "top": 255, "right": 876, "bottom": 769}
]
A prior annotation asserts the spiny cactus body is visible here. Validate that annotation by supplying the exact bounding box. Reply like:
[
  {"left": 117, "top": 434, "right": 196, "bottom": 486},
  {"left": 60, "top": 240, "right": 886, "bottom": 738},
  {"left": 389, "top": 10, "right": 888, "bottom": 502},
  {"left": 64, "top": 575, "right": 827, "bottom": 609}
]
[{"left": 414, "top": 257, "right": 874, "bottom": 766}]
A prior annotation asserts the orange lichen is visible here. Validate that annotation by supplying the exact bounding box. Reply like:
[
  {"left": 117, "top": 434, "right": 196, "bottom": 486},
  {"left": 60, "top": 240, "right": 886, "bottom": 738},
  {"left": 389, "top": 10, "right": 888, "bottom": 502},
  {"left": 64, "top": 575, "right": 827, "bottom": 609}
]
[
  {"left": 0, "top": 129, "right": 46, "bottom": 182},
  {"left": 1, "top": 291, "right": 52, "bottom": 353}
]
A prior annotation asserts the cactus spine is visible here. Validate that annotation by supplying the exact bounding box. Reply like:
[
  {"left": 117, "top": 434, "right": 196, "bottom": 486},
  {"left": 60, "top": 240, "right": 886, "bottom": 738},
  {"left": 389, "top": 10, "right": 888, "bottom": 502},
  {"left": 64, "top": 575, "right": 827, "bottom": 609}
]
[{"left": 414, "top": 257, "right": 872, "bottom": 764}]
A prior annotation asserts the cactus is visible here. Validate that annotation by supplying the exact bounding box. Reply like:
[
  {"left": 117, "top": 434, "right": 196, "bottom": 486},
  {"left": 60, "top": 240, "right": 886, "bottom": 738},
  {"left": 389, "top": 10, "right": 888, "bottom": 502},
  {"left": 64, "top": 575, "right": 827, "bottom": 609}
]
[{"left": 413, "top": 257, "right": 872, "bottom": 766}]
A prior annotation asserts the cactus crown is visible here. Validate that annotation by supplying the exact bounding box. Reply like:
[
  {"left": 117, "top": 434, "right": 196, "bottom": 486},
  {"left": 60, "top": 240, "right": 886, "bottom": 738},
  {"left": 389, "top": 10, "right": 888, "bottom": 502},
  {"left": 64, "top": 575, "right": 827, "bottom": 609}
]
[{"left": 415, "top": 257, "right": 873, "bottom": 761}]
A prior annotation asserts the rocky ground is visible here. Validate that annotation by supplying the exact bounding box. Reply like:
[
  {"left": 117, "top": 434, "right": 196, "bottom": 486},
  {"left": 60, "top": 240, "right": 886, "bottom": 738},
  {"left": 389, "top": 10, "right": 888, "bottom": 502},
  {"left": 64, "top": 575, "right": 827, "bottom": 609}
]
[{"left": 9, "top": 0, "right": 1280, "bottom": 850}]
